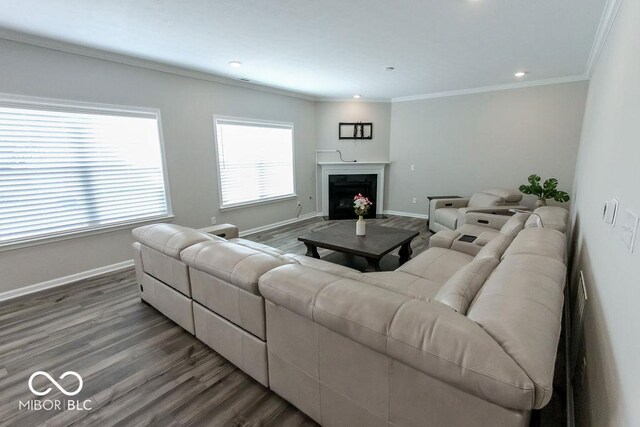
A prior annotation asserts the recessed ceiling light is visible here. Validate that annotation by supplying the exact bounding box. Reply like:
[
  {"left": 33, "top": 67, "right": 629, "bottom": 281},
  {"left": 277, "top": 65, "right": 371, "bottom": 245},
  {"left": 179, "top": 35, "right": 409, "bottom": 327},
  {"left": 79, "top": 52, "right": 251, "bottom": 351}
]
[
  {"left": 385, "top": 66, "right": 395, "bottom": 71},
  {"left": 514, "top": 71, "right": 528, "bottom": 77},
  {"left": 228, "top": 60, "right": 242, "bottom": 68},
  {"left": 353, "top": 94, "right": 361, "bottom": 99}
]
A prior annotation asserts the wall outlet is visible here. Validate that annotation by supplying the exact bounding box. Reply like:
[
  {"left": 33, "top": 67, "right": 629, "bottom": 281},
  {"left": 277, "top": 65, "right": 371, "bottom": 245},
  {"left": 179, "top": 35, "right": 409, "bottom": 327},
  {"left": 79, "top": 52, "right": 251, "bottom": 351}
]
[
  {"left": 410, "top": 164, "right": 415, "bottom": 172},
  {"left": 412, "top": 197, "right": 417, "bottom": 204},
  {"left": 297, "top": 201, "right": 302, "bottom": 207},
  {"left": 210, "top": 216, "right": 216, "bottom": 225}
]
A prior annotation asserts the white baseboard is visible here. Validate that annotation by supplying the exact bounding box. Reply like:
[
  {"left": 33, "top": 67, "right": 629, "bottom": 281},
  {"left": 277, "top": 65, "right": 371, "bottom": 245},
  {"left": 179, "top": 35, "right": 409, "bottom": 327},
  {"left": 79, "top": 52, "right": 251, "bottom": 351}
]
[
  {"left": 384, "top": 210, "right": 429, "bottom": 220},
  {"left": 0, "top": 260, "right": 134, "bottom": 303},
  {"left": 239, "top": 212, "right": 322, "bottom": 237}
]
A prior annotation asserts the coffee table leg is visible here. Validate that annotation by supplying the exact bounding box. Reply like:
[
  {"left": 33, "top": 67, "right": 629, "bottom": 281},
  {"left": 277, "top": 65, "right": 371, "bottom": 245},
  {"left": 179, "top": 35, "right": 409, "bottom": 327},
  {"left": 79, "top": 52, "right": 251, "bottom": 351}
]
[
  {"left": 304, "top": 243, "right": 320, "bottom": 259},
  {"left": 367, "top": 258, "right": 381, "bottom": 272},
  {"left": 399, "top": 242, "right": 413, "bottom": 265}
]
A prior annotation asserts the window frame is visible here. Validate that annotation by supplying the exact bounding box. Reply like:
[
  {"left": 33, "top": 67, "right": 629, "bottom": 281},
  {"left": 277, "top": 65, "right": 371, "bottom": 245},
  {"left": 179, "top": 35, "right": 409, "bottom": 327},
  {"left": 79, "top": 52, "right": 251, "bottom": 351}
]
[
  {"left": 0, "top": 92, "right": 174, "bottom": 251},
  {"left": 212, "top": 115, "right": 297, "bottom": 210}
]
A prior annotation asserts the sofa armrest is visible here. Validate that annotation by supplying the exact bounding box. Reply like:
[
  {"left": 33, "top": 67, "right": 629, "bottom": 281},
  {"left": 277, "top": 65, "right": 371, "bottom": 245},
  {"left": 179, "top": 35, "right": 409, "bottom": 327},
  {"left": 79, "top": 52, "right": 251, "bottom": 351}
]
[
  {"left": 429, "top": 230, "right": 461, "bottom": 249},
  {"left": 429, "top": 198, "right": 470, "bottom": 225},
  {"left": 430, "top": 198, "right": 470, "bottom": 211}
]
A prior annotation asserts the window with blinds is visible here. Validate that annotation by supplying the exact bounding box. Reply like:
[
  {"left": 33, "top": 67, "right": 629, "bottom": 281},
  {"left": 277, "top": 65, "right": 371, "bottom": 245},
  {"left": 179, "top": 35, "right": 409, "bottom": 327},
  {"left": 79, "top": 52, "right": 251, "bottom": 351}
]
[
  {"left": 0, "top": 99, "right": 171, "bottom": 246},
  {"left": 214, "top": 118, "right": 295, "bottom": 208}
]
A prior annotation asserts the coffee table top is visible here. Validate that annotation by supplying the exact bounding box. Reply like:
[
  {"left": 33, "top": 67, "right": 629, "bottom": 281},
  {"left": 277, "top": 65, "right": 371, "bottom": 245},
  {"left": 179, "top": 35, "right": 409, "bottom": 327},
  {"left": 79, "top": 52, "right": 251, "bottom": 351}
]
[{"left": 298, "top": 222, "right": 419, "bottom": 259}]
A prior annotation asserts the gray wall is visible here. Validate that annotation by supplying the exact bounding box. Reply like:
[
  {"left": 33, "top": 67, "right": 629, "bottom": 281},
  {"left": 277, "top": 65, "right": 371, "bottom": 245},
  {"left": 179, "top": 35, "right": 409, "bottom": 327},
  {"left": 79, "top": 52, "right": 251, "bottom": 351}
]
[
  {"left": 571, "top": 1, "right": 639, "bottom": 425},
  {"left": 314, "top": 101, "right": 391, "bottom": 213},
  {"left": 388, "top": 82, "right": 589, "bottom": 215},
  {"left": 315, "top": 101, "right": 391, "bottom": 162},
  {"left": 0, "top": 39, "right": 317, "bottom": 293}
]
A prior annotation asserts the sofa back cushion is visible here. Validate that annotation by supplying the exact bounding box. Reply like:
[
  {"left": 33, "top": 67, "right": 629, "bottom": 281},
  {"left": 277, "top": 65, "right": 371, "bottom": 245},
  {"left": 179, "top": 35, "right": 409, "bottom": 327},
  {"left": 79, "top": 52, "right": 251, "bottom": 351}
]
[
  {"left": 467, "top": 192, "right": 503, "bottom": 208},
  {"left": 476, "top": 234, "right": 514, "bottom": 259},
  {"left": 483, "top": 188, "right": 523, "bottom": 203},
  {"left": 433, "top": 257, "right": 500, "bottom": 314},
  {"left": 502, "top": 227, "right": 566, "bottom": 261},
  {"left": 133, "top": 223, "right": 216, "bottom": 259},
  {"left": 525, "top": 206, "right": 570, "bottom": 233},
  {"left": 499, "top": 212, "right": 530, "bottom": 236}
]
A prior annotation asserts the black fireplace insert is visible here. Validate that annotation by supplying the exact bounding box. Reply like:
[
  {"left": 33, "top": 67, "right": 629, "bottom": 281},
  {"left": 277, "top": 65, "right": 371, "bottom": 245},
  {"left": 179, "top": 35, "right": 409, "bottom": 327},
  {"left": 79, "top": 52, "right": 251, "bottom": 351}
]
[{"left": 328, "top": 174, "right": 377, "bottom": 220}]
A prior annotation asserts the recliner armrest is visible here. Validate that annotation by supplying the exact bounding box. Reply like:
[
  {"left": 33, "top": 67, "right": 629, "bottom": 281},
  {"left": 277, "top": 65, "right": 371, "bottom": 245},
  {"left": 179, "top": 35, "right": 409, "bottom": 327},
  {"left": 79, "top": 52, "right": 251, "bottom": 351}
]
[
  {"left": 429, "top": 230, "right": 461, "bottom": 249},
  {"left": 430, "top": 198, "right": 470, "bottom": 211}
]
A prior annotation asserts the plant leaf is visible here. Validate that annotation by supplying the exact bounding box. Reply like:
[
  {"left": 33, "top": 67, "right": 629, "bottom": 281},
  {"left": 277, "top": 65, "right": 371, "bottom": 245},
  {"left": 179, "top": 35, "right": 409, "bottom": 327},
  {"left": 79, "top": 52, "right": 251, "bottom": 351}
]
[
  {"left": 519, "top": 184, "right": 532, "bottom": 194},
  {"left": 543, "top": 178, "right": 558, "bottom": 191},
  {"left": 528, "top": 174, "right": 541, "bottom": 185},
  {"left": 554, "top": 191, "right": 571, "bottom": 203}
]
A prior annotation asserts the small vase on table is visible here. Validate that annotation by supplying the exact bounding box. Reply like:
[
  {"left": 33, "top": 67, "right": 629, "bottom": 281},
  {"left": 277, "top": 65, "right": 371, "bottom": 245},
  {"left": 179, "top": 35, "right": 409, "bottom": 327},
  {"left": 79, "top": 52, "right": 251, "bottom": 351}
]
[
  {"left": 353, "top": 193, "right": 373, "bottom": 236},
  {"left": 356, "top": 216, "right": 366, "bottom": 236}
]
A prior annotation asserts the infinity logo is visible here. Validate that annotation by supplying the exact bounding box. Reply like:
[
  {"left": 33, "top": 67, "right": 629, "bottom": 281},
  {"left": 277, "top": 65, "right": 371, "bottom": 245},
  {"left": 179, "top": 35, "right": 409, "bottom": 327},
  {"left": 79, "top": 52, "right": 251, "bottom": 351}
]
[{"left": 28, "top": 371, "right": 83, "bottom": 396}]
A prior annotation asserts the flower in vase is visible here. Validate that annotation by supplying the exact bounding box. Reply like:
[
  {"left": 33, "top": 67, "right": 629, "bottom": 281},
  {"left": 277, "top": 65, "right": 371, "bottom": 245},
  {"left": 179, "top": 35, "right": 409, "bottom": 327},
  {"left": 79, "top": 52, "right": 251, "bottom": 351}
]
[{"left": 353, "top": 193, "right": 372, "bottom": 217}]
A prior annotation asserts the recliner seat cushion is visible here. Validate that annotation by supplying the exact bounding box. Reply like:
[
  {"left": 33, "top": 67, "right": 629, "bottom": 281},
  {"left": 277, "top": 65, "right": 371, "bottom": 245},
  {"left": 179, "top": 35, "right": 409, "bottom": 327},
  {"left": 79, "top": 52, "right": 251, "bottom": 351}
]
[{"left": 397, "top": 247, "right": 473, "bottom": 283}]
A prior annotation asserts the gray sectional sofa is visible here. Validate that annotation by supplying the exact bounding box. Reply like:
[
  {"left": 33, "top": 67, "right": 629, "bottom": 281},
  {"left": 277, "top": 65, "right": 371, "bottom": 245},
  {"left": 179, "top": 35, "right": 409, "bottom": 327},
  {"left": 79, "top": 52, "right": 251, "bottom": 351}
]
[{"left": 132, "top": 208, "right": 568, "bottom": 426}]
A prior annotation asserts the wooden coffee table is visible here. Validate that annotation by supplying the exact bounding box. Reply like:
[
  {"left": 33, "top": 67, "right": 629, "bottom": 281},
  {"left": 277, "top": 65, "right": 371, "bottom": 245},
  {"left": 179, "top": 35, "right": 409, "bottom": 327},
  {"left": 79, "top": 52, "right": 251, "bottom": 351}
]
[{"left": 298, "top": 222, "right": 419, "bottom": 271}]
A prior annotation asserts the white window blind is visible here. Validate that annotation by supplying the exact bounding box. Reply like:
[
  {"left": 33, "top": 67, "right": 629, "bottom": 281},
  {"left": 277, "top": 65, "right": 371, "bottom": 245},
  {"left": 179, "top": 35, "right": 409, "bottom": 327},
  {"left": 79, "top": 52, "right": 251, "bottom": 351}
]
[
  {"left": 0, "top": 101, "right": 170, "bottom": 246},
  {"left": 215, "top": 118, "right": 294, "bottom": 208}
]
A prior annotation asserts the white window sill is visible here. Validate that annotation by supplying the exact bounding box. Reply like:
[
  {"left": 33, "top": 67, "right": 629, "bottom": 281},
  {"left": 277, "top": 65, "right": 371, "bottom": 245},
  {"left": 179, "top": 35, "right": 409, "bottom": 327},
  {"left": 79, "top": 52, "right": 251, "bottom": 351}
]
[
  {"left": 0, "top": 215, "right": 175, "bottom": 253},
  {"left": 219, "top": 194, "right": 298, "bottom": 211}
]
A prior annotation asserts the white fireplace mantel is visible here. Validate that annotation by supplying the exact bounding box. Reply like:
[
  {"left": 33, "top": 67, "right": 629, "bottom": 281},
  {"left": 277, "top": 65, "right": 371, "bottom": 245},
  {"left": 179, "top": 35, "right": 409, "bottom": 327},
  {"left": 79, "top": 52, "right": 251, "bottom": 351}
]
[{"left": 319, "top": 161, "right": 389, "bottom": 217}]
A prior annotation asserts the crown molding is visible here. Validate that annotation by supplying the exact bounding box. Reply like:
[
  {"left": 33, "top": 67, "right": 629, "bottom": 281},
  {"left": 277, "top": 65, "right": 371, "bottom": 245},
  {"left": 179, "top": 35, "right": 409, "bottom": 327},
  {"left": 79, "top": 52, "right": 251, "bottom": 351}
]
[
  {"left": 0, "top": 28, "right": 317, "bottom": 102},
  {"left": 391, "top": 74, "right": 589, "bottom": 103},
  {"left": 584, "top": 0, "right": 623, "bottom": 77},
  {"left": 317, "top": 97, "right": 391, "bottom": 103}
]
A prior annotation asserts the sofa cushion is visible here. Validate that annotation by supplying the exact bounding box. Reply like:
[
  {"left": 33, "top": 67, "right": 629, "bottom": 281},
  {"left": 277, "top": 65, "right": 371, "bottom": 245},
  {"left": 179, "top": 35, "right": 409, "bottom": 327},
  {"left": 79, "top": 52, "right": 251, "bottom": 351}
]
[
  {"left": 387, "top": 299, "right": 535, "bottom": 410},
  {"left": 285, "top": 254, "right": 363, "bottom": 280},
  {"left": 467, "top": 192, "right": 503, "bottom": 208},
  {"left": 397, "top": 247, "right": 473, "bottom": 283},
  {"left": 525, "top": 206, "right": 569, "bottom": 233},
  {"left": 467, "top": 250, "right": 566, "bottom": 409},
  {"left": 502, "top": 228, "right": 566, "bottom": 261},
  {"left": 181, "top": 240, "right": 294, "bottom": 294},
  {"left": 360, "top": 271, "right": 442, "bottom": 301},
  {"left": 314, "top": 280, "right": 409, "bottom": 353},
  {"left": 433, "top": 207, "right": 459, "bottom": 230},
  {"left": 133, "top": 223, "right": 215, "bottom": 259},
  {"left": 229, "top": 238, "right": 287, "bottom": 257},
  {"left": 483, "top": 188, "right": 523, "bottom": 203},
  {"left": 433, "top": 256, "right": 499, "bottom": 313},
  {"left": 499, "top": 212, "right": 530, "bottom": 235},
  {"left": 476, "top": 234, "right": 514, "bottom": 259}
]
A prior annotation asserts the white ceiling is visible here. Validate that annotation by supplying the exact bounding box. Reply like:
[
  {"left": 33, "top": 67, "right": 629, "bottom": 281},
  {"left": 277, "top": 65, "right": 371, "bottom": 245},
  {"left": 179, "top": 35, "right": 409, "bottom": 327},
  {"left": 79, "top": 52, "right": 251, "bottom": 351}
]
[{"left": 0, "top": 0, "right": 608, "bottom": 100}]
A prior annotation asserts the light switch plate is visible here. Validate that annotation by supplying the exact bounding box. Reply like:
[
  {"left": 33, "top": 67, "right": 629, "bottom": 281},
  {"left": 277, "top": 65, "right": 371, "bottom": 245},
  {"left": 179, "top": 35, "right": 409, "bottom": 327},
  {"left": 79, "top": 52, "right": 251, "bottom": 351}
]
[
  {"left": 620, "top": 209, "right": 639, "bottom": 252},
  {"left": 602, "top": 199, "right": 618, "bottom": 225}
]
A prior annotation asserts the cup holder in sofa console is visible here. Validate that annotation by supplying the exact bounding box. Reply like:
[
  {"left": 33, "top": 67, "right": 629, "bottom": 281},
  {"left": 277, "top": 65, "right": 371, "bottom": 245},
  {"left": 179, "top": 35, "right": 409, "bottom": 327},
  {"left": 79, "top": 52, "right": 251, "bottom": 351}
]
[{"left": 458, "top": 234, "right": 477, "bottom": 243}]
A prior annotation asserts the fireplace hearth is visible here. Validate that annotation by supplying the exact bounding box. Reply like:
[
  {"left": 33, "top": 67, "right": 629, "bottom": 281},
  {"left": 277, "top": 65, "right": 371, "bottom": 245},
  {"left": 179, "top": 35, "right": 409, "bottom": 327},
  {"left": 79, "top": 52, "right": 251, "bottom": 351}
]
[{"left": 328, "top": 174, "right": 377, "bottom": 220}]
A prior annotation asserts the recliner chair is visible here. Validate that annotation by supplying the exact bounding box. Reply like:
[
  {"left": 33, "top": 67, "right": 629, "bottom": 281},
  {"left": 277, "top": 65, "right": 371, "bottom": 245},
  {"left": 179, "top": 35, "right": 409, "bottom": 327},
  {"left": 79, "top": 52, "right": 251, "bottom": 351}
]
[{"left": 429, "top": 188, "right": 527, "bottom": 233}]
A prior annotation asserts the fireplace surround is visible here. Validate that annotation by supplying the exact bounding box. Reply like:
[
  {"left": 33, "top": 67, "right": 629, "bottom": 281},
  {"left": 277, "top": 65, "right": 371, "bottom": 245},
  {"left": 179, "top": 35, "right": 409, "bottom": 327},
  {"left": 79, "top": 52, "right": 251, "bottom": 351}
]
[{"left": 318, "top": 162, "right": 388, "bottom": 219}]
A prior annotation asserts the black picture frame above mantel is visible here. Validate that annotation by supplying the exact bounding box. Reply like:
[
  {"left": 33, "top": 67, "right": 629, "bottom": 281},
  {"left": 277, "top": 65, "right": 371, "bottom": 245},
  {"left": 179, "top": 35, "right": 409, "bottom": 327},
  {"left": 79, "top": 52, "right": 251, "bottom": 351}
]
[{"left": 339, "top": 122, "right": 373, "bottom": 140}]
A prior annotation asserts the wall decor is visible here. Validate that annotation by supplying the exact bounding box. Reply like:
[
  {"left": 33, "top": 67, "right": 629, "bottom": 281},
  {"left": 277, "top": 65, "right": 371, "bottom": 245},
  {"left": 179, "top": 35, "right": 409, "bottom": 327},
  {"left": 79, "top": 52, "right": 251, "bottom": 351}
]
[{"left": 339, "top": 122, "right": 373, "bottom": 140}]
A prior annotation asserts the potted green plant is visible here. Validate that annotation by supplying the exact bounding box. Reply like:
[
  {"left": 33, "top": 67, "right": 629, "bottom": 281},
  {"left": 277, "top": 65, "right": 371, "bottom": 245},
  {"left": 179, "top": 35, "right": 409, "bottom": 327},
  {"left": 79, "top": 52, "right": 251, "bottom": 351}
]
[{"left": 519, "top": 174, "right": 570, "bottom": 207}]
